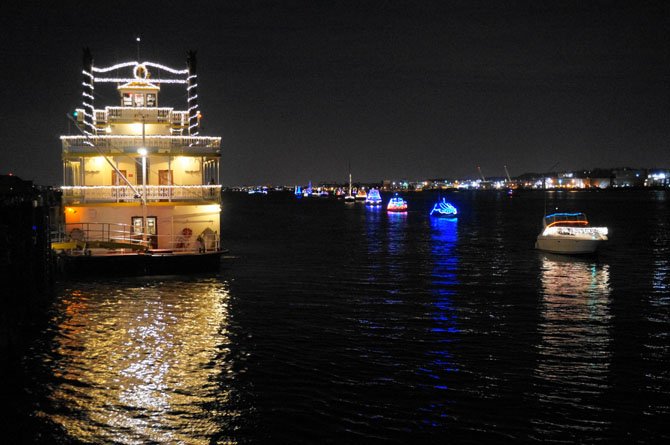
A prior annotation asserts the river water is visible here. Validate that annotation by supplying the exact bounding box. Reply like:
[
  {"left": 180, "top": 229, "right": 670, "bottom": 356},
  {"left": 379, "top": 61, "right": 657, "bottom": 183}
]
[{"left": 12, "top": 190, "right": 670, "bottom": 443}]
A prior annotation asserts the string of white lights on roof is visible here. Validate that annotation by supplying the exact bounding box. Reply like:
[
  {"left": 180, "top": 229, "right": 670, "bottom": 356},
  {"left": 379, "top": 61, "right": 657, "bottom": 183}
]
[
  {"left": 60, "top": 135, "right": 220, "bottom": 141},
  {"left": 86, "top": 61, "right": 191, "bottom": 84},
  {"left": 80, "top": 58, "right": 200, "bottom": 136},
  {"left": 92, "top": 77, "right": 188, "bottom": 84},
  {"left": 92, "top": 61, "right": 189, "bottom": 74}
]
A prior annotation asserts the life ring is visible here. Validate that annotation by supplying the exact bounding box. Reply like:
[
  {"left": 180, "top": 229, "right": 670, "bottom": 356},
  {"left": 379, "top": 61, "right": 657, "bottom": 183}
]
[
  {"left": 69, "top": 228, "right": 86, "bottom": 241},
  {"left": 176, "top": 227, "right": 193, "bottom": 249}
]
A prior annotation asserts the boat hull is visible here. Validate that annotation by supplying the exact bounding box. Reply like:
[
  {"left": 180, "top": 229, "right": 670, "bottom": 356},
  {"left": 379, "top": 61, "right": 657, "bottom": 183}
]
[
  {"left": 535, "top": 236, "right": 603, "bottom": 255},
  {"left": 430, "top": 212, "right": 457, "bottom": 218},
  {"left": 56, "top": 251, "right": 225, "bottom": 278}
]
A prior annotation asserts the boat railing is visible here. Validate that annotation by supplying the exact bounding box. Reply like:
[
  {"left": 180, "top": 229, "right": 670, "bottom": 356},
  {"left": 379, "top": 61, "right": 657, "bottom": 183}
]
[
  {"left": 51, "top": 223, "right": 221, "bottom": 254},
  {"left": 60, "top": 185, "right": 221, "bottom": 204},
  {"left": 61, "top": 135, "right": 221, "bottom": 154},
  {"left": 51, "top": 222, "right": 151, "bottom": 251},
  {"left": 543, "top": 212, "right": 589, "bottom": 228},
  {"left": 98, "top": 107, "right": 183, "bottom": 124},
  {"left": 542, "top": 225, "right": 609, "bottom": 237}
]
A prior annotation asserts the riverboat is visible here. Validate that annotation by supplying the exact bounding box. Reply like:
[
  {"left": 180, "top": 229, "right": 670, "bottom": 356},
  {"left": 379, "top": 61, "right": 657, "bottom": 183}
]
[{"left": 53, "top": 49, "right": 225, "bottom": 276}]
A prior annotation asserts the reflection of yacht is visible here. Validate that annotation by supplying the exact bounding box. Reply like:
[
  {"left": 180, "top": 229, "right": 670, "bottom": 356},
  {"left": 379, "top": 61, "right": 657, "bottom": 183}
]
[
  {"left": 429, "top": 198, "right": 458, "bottom": 218},
  {"left": 365, "top": 188, "right": 382, "bottom": 206},
  {"left": 535, "top": 212, "right": 608, "bottom": 254},
  {"left": 386, "top": 193, "right": 407, "bottom": 212},
  {"left": 536, "top": 253, "right": 611, "bottom": 430}
]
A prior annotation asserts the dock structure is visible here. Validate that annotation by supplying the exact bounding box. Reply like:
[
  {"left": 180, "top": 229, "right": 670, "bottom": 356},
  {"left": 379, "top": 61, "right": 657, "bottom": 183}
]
[{"left": 0, "top": 175, "right": 58, "bottom": 363}]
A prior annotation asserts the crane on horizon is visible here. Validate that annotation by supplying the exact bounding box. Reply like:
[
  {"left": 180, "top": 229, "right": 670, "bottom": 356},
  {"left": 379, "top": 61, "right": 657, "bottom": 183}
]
[
  {"left": 477, "top": 165, "right": 486, "bottom": 182},
  {"left": 504, "top": 165, "right": 512, "bottom": 183}
]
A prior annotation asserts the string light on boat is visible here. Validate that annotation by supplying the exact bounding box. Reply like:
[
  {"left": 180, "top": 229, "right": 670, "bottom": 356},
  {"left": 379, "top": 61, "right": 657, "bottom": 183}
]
[
  {"left": 92, "top": 61, "right": 189, "bottom": 75},
  {"left": 93, "top": 77, "right": 187, "bottom": 84},
  {"left": 61, "top": 135, "right": 221, "bottom": 142}
]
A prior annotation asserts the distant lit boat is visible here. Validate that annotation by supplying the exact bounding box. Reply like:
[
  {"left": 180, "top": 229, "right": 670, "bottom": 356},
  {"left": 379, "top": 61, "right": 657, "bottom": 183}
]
[
  {"left": 365, "top": 188, "right": 382, "bottom": 206},
  {"left": 294, "top": 185, "right": 302, "bottom": 198},
  {"left": 303, "top": 181, "right": 313, "bottom": 197},
  {"left": 355, "top": 188, "right": 367, "bottom": 201},
  {"left": 535, "top": 212, "right": 608, "bottom": 254},
  {"left": 386, "top": 193, "right": 407, "bottom": 212},
  {"left": 248, "top": 187, "right": 267, "bottom": 195},
  {"left": 430, "top": 198, "right": 458, "bottom": 218}
]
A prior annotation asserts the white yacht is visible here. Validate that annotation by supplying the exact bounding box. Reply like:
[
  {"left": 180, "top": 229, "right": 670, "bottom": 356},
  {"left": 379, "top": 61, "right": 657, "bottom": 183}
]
[{"left": 535, "top": 212, "right": 608, "bottom": 254}]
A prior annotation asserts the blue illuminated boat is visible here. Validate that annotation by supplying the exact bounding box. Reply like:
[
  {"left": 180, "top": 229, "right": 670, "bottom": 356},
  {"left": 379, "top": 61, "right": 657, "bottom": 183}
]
[
  {"left": 386, "top": 193, "right": 407, "bottom": 212},
  {"left": 430, "top": 198, "right": 458, "bottom": 218},
  {"left": 302, "top": 181, "right": 313, "bottom": 197},
  {"left": 365, "top": 188, "right": 382, "bottom": 206}
]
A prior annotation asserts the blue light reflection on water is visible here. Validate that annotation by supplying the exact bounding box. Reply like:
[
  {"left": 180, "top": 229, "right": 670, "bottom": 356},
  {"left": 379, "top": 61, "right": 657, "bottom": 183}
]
[{"left": 415, "top": 217, "right": 461, "bottom": 426}]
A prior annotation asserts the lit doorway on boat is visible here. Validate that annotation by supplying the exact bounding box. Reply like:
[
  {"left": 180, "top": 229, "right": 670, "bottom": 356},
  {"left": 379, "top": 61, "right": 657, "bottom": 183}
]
[
  {"left": 159, "top": 170, "right": 173, "bottom": 201},
  {"left": 112, "top": 170, "right": 128, "bottom": 201},
  {"left": 131, "top": 216, "right": 158, "bottom": 249}
]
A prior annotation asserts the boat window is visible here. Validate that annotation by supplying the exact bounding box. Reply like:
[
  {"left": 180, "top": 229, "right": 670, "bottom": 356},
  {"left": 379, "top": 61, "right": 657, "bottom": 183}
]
[
  {"left": 122, "top": 93, "right": 132, "bottom": 106},
  {"left": 131, "top": 217, "right": 144, "bottom": 235},
  {"left": 146, "top": 93, "right": 156, "bottom": 107},
  {"left": 146, "top": 217, "right": 157, "bottom": 235},
  {"left": 133, "top": 93, "right": 144, "bottom": 107}
]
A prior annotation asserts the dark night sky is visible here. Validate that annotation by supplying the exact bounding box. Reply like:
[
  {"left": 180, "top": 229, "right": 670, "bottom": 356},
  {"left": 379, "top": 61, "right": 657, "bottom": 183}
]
[{"left": 1, "top": 0, "right": 668, "bottom": 186}]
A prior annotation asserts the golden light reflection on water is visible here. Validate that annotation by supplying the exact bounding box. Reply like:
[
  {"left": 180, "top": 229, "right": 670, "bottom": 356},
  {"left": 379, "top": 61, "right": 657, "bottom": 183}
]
[{"left": 40, "top": 280, "right": 239, "bottom": 444}]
